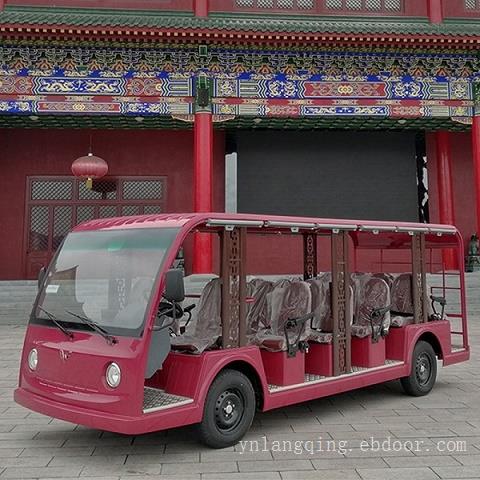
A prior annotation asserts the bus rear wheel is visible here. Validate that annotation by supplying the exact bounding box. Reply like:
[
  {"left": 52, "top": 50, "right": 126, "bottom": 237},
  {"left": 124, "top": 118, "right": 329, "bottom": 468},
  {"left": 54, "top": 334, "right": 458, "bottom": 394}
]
[
  {"left": 197, "top": 369, "right": 255, "bottom": 448},
  {"left": 400, "top": 340, "right": 437, "bottom": 396}
]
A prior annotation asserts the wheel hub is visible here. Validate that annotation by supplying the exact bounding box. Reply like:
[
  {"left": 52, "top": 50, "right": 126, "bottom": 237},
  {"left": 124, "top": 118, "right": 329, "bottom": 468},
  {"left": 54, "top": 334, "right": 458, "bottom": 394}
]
[
  {"left": 415, "top": 353, "right": 432, "bottom": 386},
  {"left": 215, "top": 389, "right": 244, "bottom": 432}
]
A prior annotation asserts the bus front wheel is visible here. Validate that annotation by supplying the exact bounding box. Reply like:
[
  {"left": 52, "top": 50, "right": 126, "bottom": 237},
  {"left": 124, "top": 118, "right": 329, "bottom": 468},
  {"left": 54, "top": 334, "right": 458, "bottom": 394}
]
[
  {"left": 197, "top": 369, "right": 256, "bottom": 448},
  {"left": 400, "top": 340, "right": 437, "bottom": 396}
]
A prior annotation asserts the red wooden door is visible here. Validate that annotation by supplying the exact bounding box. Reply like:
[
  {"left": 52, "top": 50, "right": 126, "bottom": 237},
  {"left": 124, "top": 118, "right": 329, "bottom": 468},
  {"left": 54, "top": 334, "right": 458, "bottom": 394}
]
[{"left": 24, "top": 176, "right": 167, "bottom": 279}]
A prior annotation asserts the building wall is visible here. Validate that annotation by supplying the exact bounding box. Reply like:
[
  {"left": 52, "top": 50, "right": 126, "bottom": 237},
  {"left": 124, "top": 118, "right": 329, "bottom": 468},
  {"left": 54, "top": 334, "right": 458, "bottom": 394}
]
[
  {"left": 0, "top": 128, "right": 226, "bottom": 280},
  {"left": 0, "top": 128, "right": 476, "bottom": 280}
]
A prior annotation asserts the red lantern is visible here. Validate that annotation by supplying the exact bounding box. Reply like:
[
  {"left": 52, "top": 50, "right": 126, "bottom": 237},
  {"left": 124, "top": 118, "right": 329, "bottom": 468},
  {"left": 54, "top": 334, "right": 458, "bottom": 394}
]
[{"left": 71, "top": 153, "right": 108, "bottom": 190}]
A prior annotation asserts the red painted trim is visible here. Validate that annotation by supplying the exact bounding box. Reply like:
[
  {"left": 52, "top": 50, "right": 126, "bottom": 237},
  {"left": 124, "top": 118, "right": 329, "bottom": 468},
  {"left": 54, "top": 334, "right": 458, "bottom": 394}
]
[
  {"left": 444, "top": 0, "right": 480, "bottom": 19},
  {"left": 0, "top": 0, "right": 5, "bottom": 12},
  {"left": 2, "top": 23, "right": 480, "bottom": 49},
  {"left": 428, "top": 0, "right": 443, "bottom": 24},
  {"left": 472, "top": 115, "right": 480, "bottom": 236},
  {"left": 436, "top": 131, "right": 456, "bottom": 269},
  {"left": 193, "top": 112, "right": 213, "bottom": 273},
  {"left": 194, "top": 0, "right": 209, "bottom": 17}
]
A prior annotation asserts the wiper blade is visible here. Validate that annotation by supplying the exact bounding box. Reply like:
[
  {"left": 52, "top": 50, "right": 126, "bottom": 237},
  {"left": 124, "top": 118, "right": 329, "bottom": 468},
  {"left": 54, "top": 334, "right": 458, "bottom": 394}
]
[
  {"left": 37, "top": 307, "right": 73, "bottom": 340},
  {"left": 65, "top": 310, "right": 117, "bottom": 345}
]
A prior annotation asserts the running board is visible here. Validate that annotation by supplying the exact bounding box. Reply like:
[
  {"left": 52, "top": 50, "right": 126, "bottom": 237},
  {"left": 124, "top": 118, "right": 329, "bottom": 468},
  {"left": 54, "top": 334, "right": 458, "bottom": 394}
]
[
  {"left": 143, "top": 387, "right": 193, "bottom": 414},
  {"left": 268, "top": 360, "right": 404, "bottom": 393}
]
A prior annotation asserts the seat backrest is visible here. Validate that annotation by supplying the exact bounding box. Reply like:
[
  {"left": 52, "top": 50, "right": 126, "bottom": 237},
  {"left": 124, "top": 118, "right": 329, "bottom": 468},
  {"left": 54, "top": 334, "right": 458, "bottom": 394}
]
[
  {"left": 188, "top": 278, "right": 222, "bottom": 339},
  {"left": 307, "top": 273, "right": 332, "bottom": 332},
  {"left": 128, "top": 277, "right": 153, "bottom": 303},
  {"left": 391, "top": 273, "right": 413, "bottom": 315},
  {"left": 354, "top": 277, "right": 391, "bottom": 329},
  {"left": 268, "top": 280, "right": 312, "bottom": 336},
  {"left": 372, "top": 272, "right": 395, "bottom": 289},
  {"left": 246, "top": 278, "right": 274, "bottom": 340}
]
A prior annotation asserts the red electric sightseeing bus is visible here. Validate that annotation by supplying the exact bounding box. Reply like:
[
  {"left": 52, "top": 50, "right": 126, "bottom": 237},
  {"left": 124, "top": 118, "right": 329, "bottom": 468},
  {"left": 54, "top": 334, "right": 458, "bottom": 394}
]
[{"left": 15, "top": 213, "right": 469, "bottom": 448}]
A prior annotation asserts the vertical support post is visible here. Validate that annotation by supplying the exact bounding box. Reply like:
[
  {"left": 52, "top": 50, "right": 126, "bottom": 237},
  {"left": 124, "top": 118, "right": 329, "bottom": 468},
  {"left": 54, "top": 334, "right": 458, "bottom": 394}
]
[
  {"left": 411, "top": 233, "right": 428, "bottom": 324},
  {"left": 436, "top": 131, "right": 456, "bottom": 270},
  {"left": 303, "top": 233, "right": 317, "bottom": 280},
  {"left": 472, "top": 89, "right": 480, "bottom": 237},
  {"left": 194, "top": 0, "right": 209, "bottom": 17},
  {"left": 427, "top": 0, "right": 443, "bottom": 23},
  {"left": 331, "top": 231, "right": 351, "bottom": 377},
  {"left": 193, "top": 111, "right": 213, "bottom": 273},
  {"left": 220, "top": 228, "right": 247, "bottom": 348},
  {"left": 0, "top": 0, "right": 5, "bottom": 12}
]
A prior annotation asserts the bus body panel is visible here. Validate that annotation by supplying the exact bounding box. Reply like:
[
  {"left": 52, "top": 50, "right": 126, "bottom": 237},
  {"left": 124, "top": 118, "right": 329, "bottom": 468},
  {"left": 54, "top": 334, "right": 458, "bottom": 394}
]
[
  {"left": 262, "top": 321, "right": 455, "bottom": 411},
  {"left": 14, "top": 386, "right": 202, "bottom": 436},
  {"left": 18, "top": 324, "right": 145, "bottom": 417},
  {"left": 15, "top": 321, "right": 462, "bottom": 435}
]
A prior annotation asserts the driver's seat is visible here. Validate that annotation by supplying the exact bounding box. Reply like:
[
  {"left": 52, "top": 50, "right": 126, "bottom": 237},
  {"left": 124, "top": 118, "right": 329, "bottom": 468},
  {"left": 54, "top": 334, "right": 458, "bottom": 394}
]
[{"left": 170, "top": 278, "right": 221, "bottom": 354}]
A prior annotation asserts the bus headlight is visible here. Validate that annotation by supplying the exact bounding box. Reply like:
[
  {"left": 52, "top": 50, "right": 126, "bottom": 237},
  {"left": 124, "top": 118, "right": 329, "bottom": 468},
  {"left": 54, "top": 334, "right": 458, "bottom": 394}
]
[
  {"left": 106, "top": 362, "right": 121, "bottom": 388},
  {"left": 28, "top": 349, "right": 38, "bottom": 371}
]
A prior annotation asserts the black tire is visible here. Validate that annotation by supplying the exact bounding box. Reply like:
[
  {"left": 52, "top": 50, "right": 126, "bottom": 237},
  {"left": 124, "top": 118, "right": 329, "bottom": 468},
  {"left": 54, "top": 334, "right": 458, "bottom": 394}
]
[
  {"left": 197, "top": 369, "right": 256, "bottom": 448},
  {"left": 400, "top": 340, "right": 437, "bottom": 396}
]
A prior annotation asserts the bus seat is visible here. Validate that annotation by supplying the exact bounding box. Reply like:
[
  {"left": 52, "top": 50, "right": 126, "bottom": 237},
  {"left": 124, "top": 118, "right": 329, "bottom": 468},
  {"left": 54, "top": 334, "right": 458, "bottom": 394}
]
[
  {"left": 390, "top": 273, "right": 414, "bottom": 327},
  {"left": 306, "top": 274, "right": 353, "bottom": 344},
  {"left": 372, "top": 272, "right": 395, "bottom": 289},
  {"left": 307, "top": 273, "right": 332, "bottom": 331},
  {"left": 256, "top": 280, "right": 312, "bottom": 352},
  {"left": 351, "top": 276, "right": 391, "bottom": 339},
  {"left": 170, "top": 278, "right": 221, "bottom": 354},
  {"left": 246, "top": 279, "right": 274, "bottom": 344}
]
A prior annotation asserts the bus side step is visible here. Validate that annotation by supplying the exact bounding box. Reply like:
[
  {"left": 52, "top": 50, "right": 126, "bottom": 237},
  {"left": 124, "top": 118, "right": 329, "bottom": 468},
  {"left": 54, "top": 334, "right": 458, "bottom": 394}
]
[{"left": 143, "top": 387, "right": 193, "bottom": 414}]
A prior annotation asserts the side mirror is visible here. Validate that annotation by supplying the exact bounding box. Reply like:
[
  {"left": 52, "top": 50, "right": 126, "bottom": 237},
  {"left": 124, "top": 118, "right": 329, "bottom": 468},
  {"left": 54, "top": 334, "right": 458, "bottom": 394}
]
[
  {"left": 163, "top": 269, "right": 185, "bottom": 303},
  {"left": 38, "top": 266, "right": 47, "bottom": 290}
]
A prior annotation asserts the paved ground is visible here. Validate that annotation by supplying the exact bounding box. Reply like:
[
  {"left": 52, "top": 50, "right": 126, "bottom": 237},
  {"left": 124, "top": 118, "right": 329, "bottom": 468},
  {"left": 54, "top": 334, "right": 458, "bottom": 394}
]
[{"left": 0, "top": 275, "right": 479, "bottom": 480}]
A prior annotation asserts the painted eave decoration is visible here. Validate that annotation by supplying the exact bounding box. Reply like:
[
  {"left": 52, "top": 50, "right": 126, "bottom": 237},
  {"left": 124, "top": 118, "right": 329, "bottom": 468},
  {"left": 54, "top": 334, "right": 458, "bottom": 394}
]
[{"left": 1, "top": 6, "right": 480, "bottom": 48}]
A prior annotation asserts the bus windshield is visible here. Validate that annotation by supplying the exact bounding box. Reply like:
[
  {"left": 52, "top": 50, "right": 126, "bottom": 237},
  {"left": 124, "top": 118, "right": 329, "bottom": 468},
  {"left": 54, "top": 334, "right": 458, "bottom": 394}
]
[{"left": 32, "top": 227, "right": 179, "bottom": 337}]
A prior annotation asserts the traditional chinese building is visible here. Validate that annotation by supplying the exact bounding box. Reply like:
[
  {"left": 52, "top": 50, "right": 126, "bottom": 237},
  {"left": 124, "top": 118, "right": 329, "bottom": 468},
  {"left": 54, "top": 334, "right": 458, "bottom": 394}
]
[{"left": 0, "top": 0, "right": 479, "bottom": 279}]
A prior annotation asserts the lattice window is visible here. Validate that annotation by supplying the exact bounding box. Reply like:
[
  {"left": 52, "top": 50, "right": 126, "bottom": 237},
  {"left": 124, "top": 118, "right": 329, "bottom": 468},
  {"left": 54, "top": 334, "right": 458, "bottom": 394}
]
[
  {"left": 122, "top": 205, "right": 141, "bottom": 216},
  {"left": 122, "top": 180, "right": 165, "bottom": 200},
  {"left": 465, "top": 0, "right": 480, "bottom": 9},
  {"left": 76, "top": 205, "right": 95, "bottom": 224},
  {"left": 143, "top": 205, "right": 163, "bottom": 215},
  {"left": 325, "top": 0, "right": 401, "bottom": 11},
  {"left": 236, "top": 0, "right": 315, "bottom": 8},
  {"left": 29, "top": 206, "right": 49, "bottom": 252},
  {"left": 78, "top": 179, "right": 117, "bottom": 200},
  {"left": 31, "top": 180, "right": 72, "bottom": 201},
  {"left": 53, "top": 206, "right": 72, "bottom": 250},
  {"left": 99, "top": 206, "right": 118, "bottom": 218},
  {"left": 26, "top": 176, "right": 167, "bottom": 278}
]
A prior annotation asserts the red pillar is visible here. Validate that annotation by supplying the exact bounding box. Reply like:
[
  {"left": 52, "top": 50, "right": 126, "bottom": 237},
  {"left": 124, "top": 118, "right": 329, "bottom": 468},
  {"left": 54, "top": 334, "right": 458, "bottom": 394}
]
[
  {"left": 436, "top": 131, "right": 456, "bottom": 269},
  {"left": 473, "top": 115, "right": 480, "bottom": 236},
  {"left": 428, "top": 0, "right": 443, "bottom": 24},
  {"left": 194, "top": 0, "right": 209, "bottom": 17},
  {"left": 0, "top": 0, "right": 5, "bottom": 12},
  {"left": 193, "top": 111, "right": 213, "bottom": 273}
]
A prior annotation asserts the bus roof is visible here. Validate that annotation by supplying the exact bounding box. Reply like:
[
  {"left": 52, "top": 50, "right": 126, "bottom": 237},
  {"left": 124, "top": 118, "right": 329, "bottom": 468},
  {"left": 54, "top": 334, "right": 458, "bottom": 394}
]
[{"left": 73, "top": 212, "right": 458, "bottom": 237}]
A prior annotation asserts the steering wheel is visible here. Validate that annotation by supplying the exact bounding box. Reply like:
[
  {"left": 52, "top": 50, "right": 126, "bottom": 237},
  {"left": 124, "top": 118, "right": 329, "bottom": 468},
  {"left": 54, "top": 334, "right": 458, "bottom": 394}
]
[
  {"left": 156, "top": 302, "right": 197, "bottom": 336},
  {"left": 158, "top": 301, "right": 184, "bottom": 319}
]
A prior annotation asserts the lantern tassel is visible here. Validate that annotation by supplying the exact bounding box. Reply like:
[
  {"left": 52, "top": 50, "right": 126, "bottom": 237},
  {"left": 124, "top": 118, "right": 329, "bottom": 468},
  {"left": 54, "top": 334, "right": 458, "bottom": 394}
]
[{"left": 86, "top": 178, "right": 93, "bottom": 190}]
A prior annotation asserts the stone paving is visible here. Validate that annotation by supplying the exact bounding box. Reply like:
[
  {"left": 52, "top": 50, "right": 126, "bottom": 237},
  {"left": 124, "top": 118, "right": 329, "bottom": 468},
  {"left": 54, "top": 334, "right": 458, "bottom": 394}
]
[{"left": 0, "top": 274, "right": 479, "bottom": 479}]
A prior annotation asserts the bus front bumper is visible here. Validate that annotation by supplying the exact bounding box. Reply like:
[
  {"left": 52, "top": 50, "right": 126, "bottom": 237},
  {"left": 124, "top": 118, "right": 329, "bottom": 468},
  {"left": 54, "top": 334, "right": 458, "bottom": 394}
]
[{"left": 14, "top": 387, "right": 201, "bottom": 435}]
